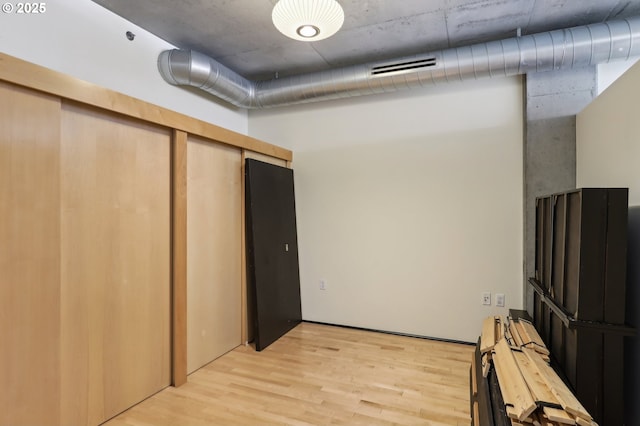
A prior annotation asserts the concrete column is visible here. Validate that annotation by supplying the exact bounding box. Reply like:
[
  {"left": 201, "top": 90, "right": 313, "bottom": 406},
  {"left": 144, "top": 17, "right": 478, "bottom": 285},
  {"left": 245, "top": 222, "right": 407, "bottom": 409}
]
[{"left": 523, "top": 67, "right": 596, "bottom": 313}]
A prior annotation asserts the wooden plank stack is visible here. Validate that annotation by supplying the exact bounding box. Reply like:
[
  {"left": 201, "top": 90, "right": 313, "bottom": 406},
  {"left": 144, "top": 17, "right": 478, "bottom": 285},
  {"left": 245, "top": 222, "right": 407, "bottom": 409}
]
[{"left": 479, "top": 316, "right": 598, "bottom": 426}]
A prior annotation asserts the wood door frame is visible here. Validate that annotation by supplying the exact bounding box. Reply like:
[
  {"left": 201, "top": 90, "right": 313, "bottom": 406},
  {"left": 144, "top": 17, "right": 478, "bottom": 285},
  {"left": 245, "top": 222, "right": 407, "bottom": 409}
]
[{"left": 171, "top": 130, "right": 188, "bottom": 386}]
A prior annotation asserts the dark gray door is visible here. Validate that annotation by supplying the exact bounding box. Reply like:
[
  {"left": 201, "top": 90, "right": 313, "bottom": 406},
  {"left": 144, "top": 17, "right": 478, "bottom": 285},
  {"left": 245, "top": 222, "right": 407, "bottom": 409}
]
[{"left": 245, "top": 159, "right": 302, "bottom": 351}]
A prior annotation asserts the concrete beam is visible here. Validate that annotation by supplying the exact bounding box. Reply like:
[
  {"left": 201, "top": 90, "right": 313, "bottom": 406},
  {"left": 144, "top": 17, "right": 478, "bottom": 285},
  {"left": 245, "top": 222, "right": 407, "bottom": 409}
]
[{"left": 523, "top": 66, "right": 596, "bottom": 313}]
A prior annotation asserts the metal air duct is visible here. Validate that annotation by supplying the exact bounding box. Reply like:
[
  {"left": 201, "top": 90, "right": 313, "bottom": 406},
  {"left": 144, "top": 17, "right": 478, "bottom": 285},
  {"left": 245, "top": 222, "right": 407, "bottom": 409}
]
[{"left": 158, "top": 17, "right": 640, "bottom": 109}]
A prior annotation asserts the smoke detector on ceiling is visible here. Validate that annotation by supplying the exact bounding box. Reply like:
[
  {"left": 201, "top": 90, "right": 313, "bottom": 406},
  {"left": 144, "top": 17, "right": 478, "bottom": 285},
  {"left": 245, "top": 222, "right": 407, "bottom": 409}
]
[{"left": 272, "top": 0, "right": 344, "bottom": 42}]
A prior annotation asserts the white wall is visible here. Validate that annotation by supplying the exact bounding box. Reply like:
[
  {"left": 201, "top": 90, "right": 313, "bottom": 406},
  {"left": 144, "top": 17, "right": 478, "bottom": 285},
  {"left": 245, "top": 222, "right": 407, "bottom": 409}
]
[
  {"left": 578, "top": 61, "right": 640, "bottom": 204},
  {"left": 0, "top": 0, "right": 247, "bottom": 134},
  {"left": 577, "top": 59, "right": 640, "bottom": 426},
  {"left": 597, "top": 58, "right": 640, "bottom": 95},
  {"left": 250, "top": 78, "right": 524, "bottom": 342}
]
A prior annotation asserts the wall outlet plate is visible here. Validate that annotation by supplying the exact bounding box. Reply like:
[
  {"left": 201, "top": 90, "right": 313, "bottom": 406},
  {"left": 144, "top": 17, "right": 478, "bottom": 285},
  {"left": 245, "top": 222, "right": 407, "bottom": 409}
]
[
  {"left": 496, "top": 293, "right": 505, "bottom": 307},
  {"left": 482, "top": 292, "right": 491, "bottom": 305}
]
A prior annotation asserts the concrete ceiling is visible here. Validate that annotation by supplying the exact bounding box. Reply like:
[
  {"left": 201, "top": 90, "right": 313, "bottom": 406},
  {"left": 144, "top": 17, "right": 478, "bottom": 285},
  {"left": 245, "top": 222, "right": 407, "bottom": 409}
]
[{"left": 92, "top": 0, "right": 640, "bottom": 81}]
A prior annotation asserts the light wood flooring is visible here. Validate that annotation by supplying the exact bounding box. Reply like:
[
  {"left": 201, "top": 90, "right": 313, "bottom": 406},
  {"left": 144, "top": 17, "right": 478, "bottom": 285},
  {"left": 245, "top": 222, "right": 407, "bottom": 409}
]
[{"left": 104, "top": 322, "right": 474, "bottom": 425}]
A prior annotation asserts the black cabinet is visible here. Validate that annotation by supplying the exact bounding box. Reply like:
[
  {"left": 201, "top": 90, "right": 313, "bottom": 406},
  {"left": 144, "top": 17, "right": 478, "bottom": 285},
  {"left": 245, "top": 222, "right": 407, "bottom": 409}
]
[
  {"left": 529, "top": 188, "right": 634, "bottom": 425},
  {"left": 245, "top": 159, "right": 302, "bottom": 351},
  {"left": 533, "top": 188, "right": 628, "bottom": 323}
]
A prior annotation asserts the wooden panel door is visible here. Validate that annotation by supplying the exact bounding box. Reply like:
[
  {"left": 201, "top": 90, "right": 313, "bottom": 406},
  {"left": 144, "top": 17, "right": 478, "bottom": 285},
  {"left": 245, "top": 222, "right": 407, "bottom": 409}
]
[
  {"left": 60, "top": 104, "right": 171, "bottom": 425},
  {"left": 245, "top": 159, "right": 302, "bottom": 351},
  {"left": 244, "top": 150, "right": 287, "bottom": 167},
  {"left": 0, "top": 82, "right": 62, "bottom": 426},
  {"left": 240, "top": 151, "right": 288, "bottom": 344},
  {"left": 187, "top": 136, "right": 242, "bottom": 373}
]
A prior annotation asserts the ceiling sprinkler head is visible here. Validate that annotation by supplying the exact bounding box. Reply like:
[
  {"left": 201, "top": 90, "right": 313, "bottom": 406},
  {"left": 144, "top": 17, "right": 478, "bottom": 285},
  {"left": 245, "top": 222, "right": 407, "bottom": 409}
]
[{"left": 126, "top": 31, "right": 135, "bottom": 41}]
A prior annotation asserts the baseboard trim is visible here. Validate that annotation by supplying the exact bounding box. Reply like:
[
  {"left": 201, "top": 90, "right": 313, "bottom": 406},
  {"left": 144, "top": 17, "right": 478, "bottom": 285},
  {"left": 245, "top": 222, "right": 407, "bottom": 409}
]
[{"left": 302, "top": 320, "right": 475, "bottom": 346}]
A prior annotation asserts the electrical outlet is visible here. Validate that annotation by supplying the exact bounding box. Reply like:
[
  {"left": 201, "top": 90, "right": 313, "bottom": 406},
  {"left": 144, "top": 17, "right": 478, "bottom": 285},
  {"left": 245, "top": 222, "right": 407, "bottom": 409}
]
[
  {"left": 482, "top": 292, "right": 491, "bottom": 305},
  {"left": 319, "top": 279, "right": 326, "bottom": 290},
  {"left": 496, "top": 293, "right": 505, "bottom": 307}
]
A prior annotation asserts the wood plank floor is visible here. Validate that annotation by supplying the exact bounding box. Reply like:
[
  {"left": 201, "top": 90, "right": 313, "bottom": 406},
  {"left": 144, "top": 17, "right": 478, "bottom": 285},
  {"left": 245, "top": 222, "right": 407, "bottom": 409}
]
[{"left": 104, "top": 322, "right": 474, "bottom": 426}]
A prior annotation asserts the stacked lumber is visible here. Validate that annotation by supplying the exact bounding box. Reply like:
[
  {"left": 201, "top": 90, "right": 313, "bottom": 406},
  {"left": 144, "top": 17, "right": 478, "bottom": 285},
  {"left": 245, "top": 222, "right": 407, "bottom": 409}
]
[{"left": 479, "top": 316, "right": 598, "bottom": 426}]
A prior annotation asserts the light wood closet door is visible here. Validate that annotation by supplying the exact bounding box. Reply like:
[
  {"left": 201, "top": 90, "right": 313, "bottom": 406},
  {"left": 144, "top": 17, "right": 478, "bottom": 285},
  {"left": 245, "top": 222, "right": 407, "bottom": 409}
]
[
  {"left": 60, "top": 104, "right": 171, "bottom": 425},
  {"left": 187, "top": 137, "right": 242, "bottom": 373},
  {"left": 0, "top": 83, "right": 62, "bottom": 426}
]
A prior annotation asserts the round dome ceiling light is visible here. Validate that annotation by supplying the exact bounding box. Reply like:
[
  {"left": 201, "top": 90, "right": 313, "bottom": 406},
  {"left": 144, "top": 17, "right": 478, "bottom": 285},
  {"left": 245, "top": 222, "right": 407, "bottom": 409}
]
[{"left": 272, "top": 0, "right": 345, "bottom": 42}]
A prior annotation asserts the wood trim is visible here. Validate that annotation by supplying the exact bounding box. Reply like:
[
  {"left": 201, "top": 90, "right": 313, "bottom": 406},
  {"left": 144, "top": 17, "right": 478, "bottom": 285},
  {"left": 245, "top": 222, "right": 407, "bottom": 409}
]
[
  {"left": 240, "top": 150, "right": 248, "bottom": 345},
  {"left": 171, "top": 129, "right": 188, "bottom": 386},
  {"left": 0, "top": 52, "right": 292, "bottom": 162}
]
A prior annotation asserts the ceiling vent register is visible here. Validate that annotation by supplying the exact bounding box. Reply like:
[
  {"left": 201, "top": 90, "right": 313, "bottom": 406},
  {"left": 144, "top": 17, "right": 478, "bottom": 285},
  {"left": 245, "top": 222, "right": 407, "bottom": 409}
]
[{"left": 371, "top": 58, "right": 438, "bottom": 76}]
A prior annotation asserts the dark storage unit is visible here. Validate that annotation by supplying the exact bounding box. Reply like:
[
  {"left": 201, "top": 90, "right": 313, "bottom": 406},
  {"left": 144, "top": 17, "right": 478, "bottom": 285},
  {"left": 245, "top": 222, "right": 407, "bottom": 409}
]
[
  {"left": 245, "top": 159, "right": 302, "bottom": 351},
  {"left": 533, "top": 188, "right": 628, "bottom": 323},
  {"left": 528, "top": 188, "right": 635, "bottom": 425}
]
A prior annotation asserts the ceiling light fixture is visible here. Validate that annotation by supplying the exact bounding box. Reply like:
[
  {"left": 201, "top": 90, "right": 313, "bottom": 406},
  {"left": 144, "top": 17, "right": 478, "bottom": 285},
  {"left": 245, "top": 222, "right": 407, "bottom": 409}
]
[{"left": 272, "top": 0, "right": 344, "bottom": 42}]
